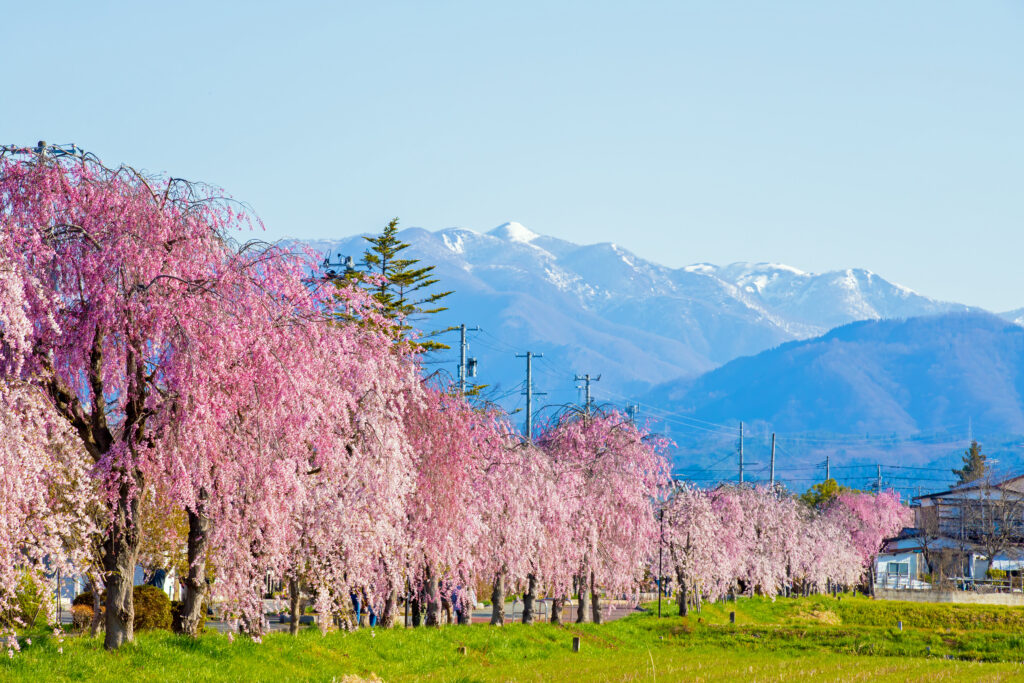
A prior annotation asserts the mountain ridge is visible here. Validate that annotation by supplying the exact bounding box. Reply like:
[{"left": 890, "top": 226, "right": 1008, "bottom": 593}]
[
  {"left": 298, "top": 223, "right": 1024, "bottom": 481},
  {"left": 300, "top": 222, "right": 986, "bottom": 404}
]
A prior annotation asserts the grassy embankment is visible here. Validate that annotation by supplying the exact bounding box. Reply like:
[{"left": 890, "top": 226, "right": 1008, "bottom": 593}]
[{"left": 4, "top": 594, "right": 1024, "bottom": 681}]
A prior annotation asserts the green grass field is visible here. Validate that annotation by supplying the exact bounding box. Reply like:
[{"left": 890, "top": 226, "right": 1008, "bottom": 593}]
[{"left": 4, "top": 595, "right": 1024, "bottom": 682}]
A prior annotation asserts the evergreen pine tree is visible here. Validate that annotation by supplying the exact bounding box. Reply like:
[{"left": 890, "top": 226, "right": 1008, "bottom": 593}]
[
  {"left": 355, "top": 218, "right": 453, "bottom": 351},
  {"left": 952, "top": 440, "right": 987, "bottom": 485}
]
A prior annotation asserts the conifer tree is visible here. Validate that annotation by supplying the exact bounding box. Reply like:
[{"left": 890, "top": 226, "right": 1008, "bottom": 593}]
[
  {"left": 357, "top": 218, "right": 453, "bottom": 351},
  {"left": 952, "top": 440, "right": 987, "bottom": 485}
]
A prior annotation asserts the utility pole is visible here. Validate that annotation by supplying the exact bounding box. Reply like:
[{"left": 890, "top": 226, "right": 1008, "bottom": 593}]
[
  {"left": 770, "top": 433, "right": 776, "bottom": 486},
  {"left": 738, "top": 421, "right": 744, "bottom": 484},
  {"left": 457, "top": 324, "right": 481, "bottom": 396},
  {"left": 574, "top": 373, "right": 601, "bottom": 415},
  {"left": 659, "top": 507, "right": 667, "bottom": 618},
  {"left": 876, "top": 464, "right": 882, "bottom": 492},
  {"left": 516, "top": 351, "right": 545, "bottom": 442},
  {"left": 825, "top": 455, "right": 830, "bottom": 482}
]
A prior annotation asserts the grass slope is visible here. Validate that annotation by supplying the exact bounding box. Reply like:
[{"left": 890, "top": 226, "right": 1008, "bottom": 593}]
[{"left": 4, "top": 595, "right": 1024, "bottom": 682}]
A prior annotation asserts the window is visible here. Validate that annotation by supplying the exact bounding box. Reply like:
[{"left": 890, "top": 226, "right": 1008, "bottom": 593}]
[{"left": 888, "top": 562, "right": 910, "bottom": 577}]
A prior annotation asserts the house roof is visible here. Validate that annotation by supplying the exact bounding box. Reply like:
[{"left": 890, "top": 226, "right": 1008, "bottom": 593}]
[
  {"left": 880, "top": 534, "right": 972, "bottom": 553},
  {"left": 912, "top": 474, "right": 1024, "bottom": 503}
]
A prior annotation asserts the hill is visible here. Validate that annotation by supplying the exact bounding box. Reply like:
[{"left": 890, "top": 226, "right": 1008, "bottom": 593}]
[{"left": 643, "top": 312, "right": 1024, "bottom": 489}]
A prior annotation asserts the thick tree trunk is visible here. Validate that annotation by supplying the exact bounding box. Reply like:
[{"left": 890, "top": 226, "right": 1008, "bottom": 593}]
[
  {"left": 288, "top": 578, "right": 302, "bottom": 635},
  {"left": 521, "top": 573, "right": 537, "bottom": 625},
  {"left": 411, "top": 592, "right": 422, "bottom": 627},
  {"left": 102, "top": 478, "right": 141, "bottom": 650},
  {"left": 575, "top": 574, "right": 589, "bottom": 624},
  {"left": 678, "top": 573, "right": 689, "bottom": 617},
  {"left": 550, "top": 596, "right": 564, "bottom": 625},
  {"left": 424, "top": 566, "right": 441, "bottom": 627},
  {"left": 490, "top": 571, "right": 505, "bottom": 626},
  {"left": 589, "top": 571, "right": 602, "bottom": 624},
  {"left": 380, "top": 582, "right": 398, "bottom": 628},
  {"left": 177, "top": 493, "right": 210, "bottom": 637}
]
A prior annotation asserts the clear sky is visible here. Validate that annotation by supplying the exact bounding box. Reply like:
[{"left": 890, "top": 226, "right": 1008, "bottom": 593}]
[{"left": 3, "top": 1, "right": 1022, "bottom": 310}]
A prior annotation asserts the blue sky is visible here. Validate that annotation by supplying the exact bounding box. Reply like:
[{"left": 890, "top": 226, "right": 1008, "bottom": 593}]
[{"left": 3, "top": 1, "right": 1022, "bottom": 310}]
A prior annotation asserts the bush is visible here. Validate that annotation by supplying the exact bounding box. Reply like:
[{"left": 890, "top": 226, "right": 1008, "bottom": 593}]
[
  {"left": 171, "top": 600, "right": 208, "bottom": 634},
  {"left": 72, "top": 585, "right": 172, "bottom": 632},
  {"left": 133, "top": 585, "right": 172, "bottom": 631},
  {"left": 72, "top": 590, "right": 97, "bottom": 608},
  {"left": 987, "top": 568, "right": 1007, "bottom": 579},
  {"left": 2, "top": 572, "right": 50, "bottom": 628},
  {"left": 71, "top": 604, "right": 95, "bottom": 631}
]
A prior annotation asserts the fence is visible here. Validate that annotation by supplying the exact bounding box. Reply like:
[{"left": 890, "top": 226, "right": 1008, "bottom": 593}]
[{"left": 877, "top": 571, "right": 1023, "bottom": 594}]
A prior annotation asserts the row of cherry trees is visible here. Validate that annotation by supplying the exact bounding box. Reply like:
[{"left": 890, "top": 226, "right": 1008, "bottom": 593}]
[
  {"left": 660, "top": 484, "right": 912, "bottom": 615},
  {"left": 0, "top": 153, "right": 668, "bottom": 650},
  {"left": 0, "top": 152, "right": 911, "bottom": 652}
]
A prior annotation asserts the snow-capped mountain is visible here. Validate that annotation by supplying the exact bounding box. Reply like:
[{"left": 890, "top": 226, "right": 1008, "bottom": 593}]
[
  {"left": 1001, "top": 308, "right": 1024, "bottom": 326},
  {"left": 300, "top": 222, "right": 980, "bottom": 420}
]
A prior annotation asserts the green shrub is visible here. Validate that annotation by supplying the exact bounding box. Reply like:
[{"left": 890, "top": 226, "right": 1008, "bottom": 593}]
[
  {"left": 71, "top": 604, "right": 95, "bottom": 631},
  {"left": 72, "top": 590, "right": 97, "bottom": 608},
  {"left": 2, "top": 572, "right": 50, "bottom": 628},
  {"left": 134, "top": 585, "right": 172, "bottom": 631},
  {"left": 72, "top": 585, "right": 172, "bottom": 632},
  {"left": 987, "top": 568, "right": 1007, "bottom": 579}
]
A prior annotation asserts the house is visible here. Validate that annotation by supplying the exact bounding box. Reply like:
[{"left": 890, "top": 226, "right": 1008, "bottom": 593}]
[{"left": 874, "top": 474, "right": 1024, "bottom": 591}]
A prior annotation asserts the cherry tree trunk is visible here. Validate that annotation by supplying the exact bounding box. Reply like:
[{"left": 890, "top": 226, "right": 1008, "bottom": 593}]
[
  {"left": 242, "top": 612, "right": 265, "bottom": 637},
  {"left": 440, "top": 590, "right": 453, "bottom": 625},
  {"left": 678, "top": 574, "right": 689, "bottom": 617},
  {"left": 521, "top": 573, "right": 537, "bottom": 625},
  {"left": 410, "top": 589, "right": 422, "bottom": 627},
  {"left": 490, "top": 571, "right": 505, "bottom": 626},
  {"left": 575, "top": 574, "right": 589, "bottom": 624},
  {"left": 380, "top": 582, "right": 398, "bottom": 628},
  {"left": 549, "top": 596, "right": 564, "bottom": 625},
  {"left": 288, "top": 578, "right": 302, "bottom": 635},
  {"left": 177, "top": 493, "right": 210, "bottom": 637},
  {"left": 424, "top": 567, "right": 441, "bottom": 626},
  {"left": 456, "top": 588, "right": 471, "bottom": 625},
  {"left": 103, "top": 478, "right": 142, "bottom": 650},
  {"left": 589, "top": 571, "right": 602, "bottom": 624},
  {"left": 87, "top": 571, "right": 103, "bottom": 637}
]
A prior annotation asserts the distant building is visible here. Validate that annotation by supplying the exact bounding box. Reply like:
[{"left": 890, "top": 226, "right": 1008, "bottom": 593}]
[{"left": 875, "top": 475, "right": 1024, "bottom": 593}]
